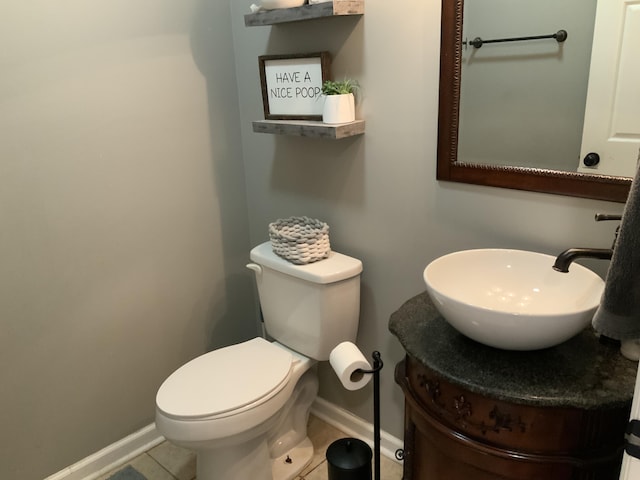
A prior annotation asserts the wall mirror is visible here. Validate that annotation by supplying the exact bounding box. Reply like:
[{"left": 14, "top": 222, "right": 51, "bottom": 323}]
[{"left": 437, "top": 0, "right": 638, "bottom": 203}]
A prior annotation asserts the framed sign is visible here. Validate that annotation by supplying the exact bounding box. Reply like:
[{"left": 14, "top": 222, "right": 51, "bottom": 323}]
[{"left": 258, "top": 52, "right": 332, "bottom": 120}]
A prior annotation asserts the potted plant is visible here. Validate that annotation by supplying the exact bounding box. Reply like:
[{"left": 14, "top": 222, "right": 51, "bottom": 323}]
[{"left": 321, "top": 79, "right": 360, "bottom": 124}]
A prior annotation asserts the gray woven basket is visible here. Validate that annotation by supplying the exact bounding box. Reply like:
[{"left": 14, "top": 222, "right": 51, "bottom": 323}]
[{"left": 268, "top": 216, "right": 330, "bottom": 265}]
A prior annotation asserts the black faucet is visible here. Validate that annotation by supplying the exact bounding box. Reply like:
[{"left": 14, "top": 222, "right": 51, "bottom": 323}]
[
  {"left": 552, "top": 213, "right": 621, "bottom": 273},
  {"left": 552, "top": 248, "right": 613, "bottom": 273}
]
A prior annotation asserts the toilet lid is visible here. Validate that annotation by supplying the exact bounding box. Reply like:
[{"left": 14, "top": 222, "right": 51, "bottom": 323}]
[{"left": 156, "top": 337, "right": 293, "bottom": 419}]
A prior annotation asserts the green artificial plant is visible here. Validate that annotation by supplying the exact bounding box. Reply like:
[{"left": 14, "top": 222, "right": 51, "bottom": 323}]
[{"left": 321, "top": 79, "right": 360, "bottom": 96}]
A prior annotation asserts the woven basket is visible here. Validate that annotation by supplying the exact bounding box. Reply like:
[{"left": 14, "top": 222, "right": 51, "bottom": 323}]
[{"left": 268, "top": 216, "right": 330, "bottom": 265}]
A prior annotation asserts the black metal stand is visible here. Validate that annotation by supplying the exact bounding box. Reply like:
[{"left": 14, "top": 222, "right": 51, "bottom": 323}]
[
  {"left": 326, "top": 351, "right": 384, "bottom": 480},
  {"left": 356, "top": 351, "right": 383, "bottom": 480}
]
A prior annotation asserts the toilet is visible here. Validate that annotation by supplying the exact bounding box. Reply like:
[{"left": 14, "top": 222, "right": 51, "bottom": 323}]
[{"left": 155, "top": 242, "right": 363, "bottom": 480}]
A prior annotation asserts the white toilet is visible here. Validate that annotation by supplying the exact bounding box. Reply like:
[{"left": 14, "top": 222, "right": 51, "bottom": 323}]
[{"left": 155, "top": 242, "right": 363, "bottom": 480}]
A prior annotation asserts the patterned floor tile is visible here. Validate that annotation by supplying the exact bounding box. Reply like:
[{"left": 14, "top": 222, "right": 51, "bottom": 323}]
[{"left": 147, "top": 441, "right": 196, "bottom": 480}]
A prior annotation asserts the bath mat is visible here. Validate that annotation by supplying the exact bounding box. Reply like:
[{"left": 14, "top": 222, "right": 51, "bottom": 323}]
[{"left": 107, "top": 465, "right": 147, "bottom": 480}]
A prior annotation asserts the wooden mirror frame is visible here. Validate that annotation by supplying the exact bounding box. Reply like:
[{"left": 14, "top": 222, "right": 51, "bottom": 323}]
[{"left": 436, "top": 0, "right": 631, "bottom": 203}]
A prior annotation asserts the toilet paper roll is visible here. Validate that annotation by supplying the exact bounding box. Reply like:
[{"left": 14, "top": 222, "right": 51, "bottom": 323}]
[{"left": 329, "top": 341, "right": 373, "bottom": 391}]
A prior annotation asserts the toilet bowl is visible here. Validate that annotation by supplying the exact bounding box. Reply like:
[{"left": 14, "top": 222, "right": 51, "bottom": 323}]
[
  {"left": 155, "top": 242, "right": 362, "bottom": 480},
  {"left": 156, "top": 338, "right": 318, "bottom": 479}
]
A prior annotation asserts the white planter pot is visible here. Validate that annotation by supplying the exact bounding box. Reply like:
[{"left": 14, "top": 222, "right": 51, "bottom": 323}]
[{"left": 322, "top": 93, "right": 355, "bottom": 124}]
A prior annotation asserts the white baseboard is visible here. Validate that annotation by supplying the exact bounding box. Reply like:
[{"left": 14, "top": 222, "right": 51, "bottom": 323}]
[
  {"left": 46, "top": 398, "right": 402, "bottom": 480},
  {"left": 44, "top": 424, "right": 164, "bottom": 480},
  {"left": 311, "top": 397, "right": 404, "bottom": 464}
]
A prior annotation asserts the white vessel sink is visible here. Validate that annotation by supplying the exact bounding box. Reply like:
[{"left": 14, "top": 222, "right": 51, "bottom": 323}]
[{"left": 423, "top": 249, "right": 605, "bottom": 351}]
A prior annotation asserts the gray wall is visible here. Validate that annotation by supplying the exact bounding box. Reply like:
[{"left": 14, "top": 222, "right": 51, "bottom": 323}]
[
  {"left": 0, "top": 1, "right": 256, "bottom": 478},
  {"left": 230, "top": 0, "right": 622, "bottom": 440}
]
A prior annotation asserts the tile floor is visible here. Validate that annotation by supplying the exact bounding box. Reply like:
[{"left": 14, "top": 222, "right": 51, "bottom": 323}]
[{"left": 98, "top": 415, "right": 403, "bottom": 480}]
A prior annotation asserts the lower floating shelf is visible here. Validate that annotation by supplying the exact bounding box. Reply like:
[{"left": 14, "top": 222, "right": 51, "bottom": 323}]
[{"left": 252, "top": 119, "right": 365, "bottom": 139}]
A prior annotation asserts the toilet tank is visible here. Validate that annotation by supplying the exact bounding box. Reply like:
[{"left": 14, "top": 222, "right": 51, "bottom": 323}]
[{"left": 248, "top": 242, "right": 363, "bottom": 361}]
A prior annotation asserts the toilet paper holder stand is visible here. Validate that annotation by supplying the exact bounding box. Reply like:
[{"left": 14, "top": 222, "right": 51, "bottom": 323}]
[
  {"left": 355, "top": 351, "right": 383, "bottom": 480},
  {"left": 327, "top": 351, "right": 384, "bottom": 480}
]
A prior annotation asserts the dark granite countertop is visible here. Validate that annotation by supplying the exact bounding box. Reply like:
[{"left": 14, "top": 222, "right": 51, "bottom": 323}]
[{"left": 389, "top": 291, "right": 638, "bottom": 410}]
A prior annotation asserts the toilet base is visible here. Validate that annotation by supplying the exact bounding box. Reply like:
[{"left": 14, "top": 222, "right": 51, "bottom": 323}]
[
  {"left": 192, "top": 369, "right": 319, "bottom": 480},
  {"left": 196, "top": 434, "right": 314, "bottom": 480},
  {"left": 271, "top": 436, "right": 314, "bottom": 480},
  {"left": 197, "top": 434, "right": 272, "bottom": 480}
]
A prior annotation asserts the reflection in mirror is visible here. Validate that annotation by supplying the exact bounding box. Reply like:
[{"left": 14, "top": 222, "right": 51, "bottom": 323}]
[
  {"left": 437, "top": 0, "right": 634, "bottom": 203},
  {"left": 459, "top": 0, "right": 594, "bottom": 172}
]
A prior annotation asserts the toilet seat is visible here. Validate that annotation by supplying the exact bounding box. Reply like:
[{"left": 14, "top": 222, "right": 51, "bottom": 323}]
[{"left": 156, "top": 337, "right": 293, "bottom": 420}]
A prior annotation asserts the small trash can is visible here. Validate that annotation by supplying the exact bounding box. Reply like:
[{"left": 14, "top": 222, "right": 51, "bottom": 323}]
[{"left": 326, "top": 438, "right": 372, "bottom": 480}]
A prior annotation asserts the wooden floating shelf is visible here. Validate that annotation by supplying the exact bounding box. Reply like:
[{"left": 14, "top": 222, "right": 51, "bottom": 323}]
[
  {"left": 252, "top": 119, "right": 365, "bottom": 139},
  {"left": 244, "top": 0, "right": 364, "bottom": 26}
]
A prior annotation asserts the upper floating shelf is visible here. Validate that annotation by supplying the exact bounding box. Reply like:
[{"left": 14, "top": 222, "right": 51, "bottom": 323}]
[{"left": 244, "top": 0, "right": 364, "bottom": 27}]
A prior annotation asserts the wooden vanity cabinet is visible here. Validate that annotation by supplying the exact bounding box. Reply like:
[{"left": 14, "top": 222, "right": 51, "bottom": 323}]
[{"left": 395, "top": 356, "right": 629, "bottom": 480}]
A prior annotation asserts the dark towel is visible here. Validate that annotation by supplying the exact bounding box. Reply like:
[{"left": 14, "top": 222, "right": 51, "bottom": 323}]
[{"left": 592, "top": 167, "right": 640, "bottom": 340}]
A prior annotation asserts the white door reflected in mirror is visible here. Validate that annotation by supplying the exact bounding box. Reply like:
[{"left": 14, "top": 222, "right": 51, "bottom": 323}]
[{"left": 578, "top": 0, "right": 640, "bottom": 178}]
